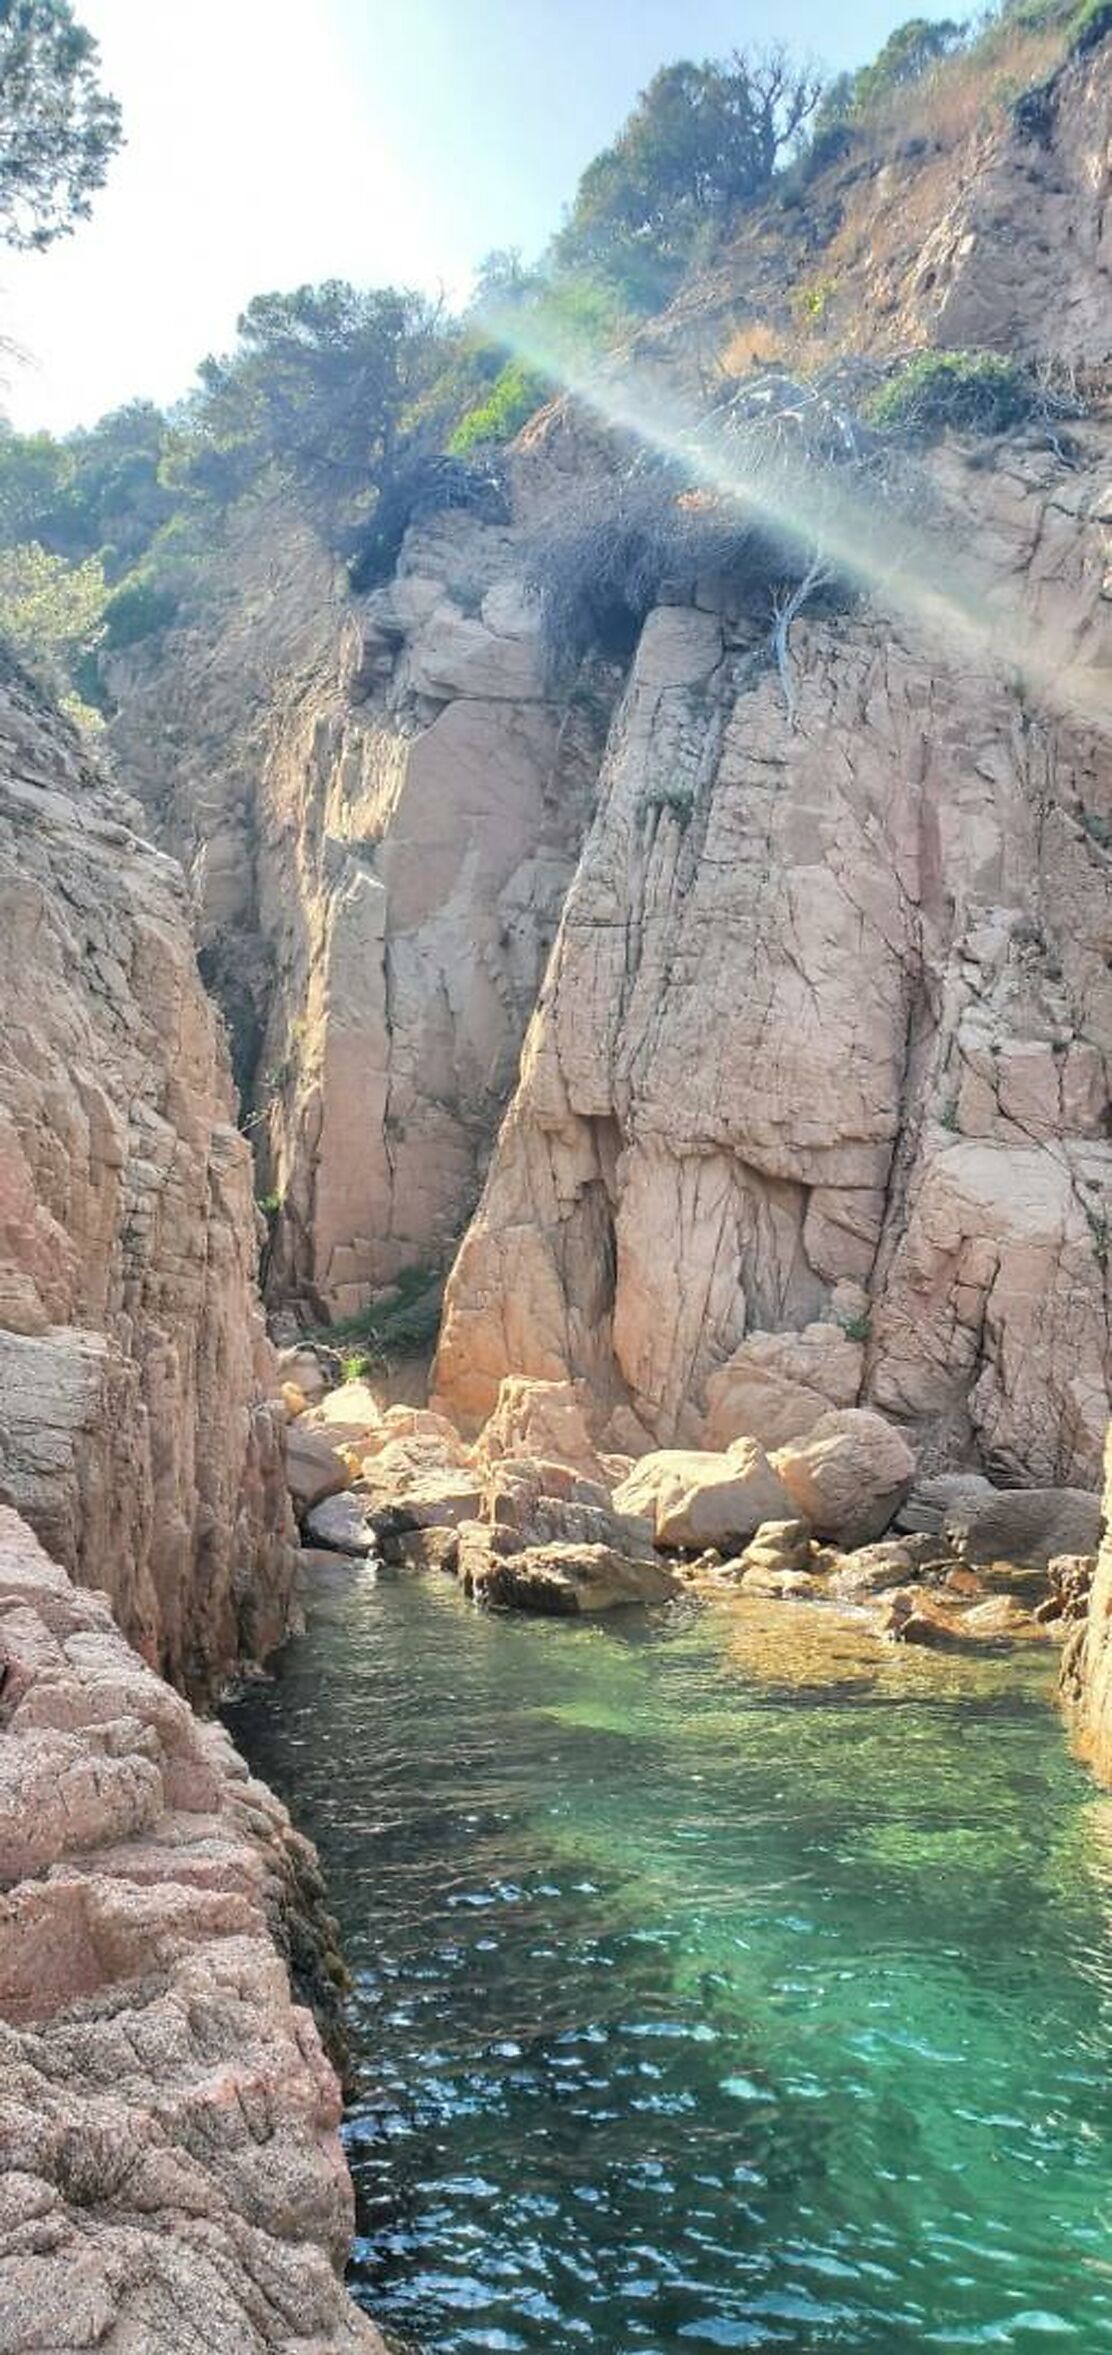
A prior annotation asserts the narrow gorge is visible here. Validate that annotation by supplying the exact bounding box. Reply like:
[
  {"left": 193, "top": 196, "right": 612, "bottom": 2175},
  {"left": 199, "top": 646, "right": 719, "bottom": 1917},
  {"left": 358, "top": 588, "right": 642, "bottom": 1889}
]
[{"left": 4, "top": 5, "right": 1112, "bottom": 2350}]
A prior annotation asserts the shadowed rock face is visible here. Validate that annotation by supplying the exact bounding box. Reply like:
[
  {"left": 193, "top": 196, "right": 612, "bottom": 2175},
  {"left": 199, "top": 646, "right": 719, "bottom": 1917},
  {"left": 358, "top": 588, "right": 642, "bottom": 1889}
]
[
  {"left": 0, "top": 1505, "right": 384, "bottom": 2355},
  {"left": 945, "top": 1486, "right": 1102, "bottom": 1572},
  {"left": 0, "top": 658, "right": 296, "bottom": 1698},
  {"left": 109, "top": 503, "right": 606, "bottom": 1322}
]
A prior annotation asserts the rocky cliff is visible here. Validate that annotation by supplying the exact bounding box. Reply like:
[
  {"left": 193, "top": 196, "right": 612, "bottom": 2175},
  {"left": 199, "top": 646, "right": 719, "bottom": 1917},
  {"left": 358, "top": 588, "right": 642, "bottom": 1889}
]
[
  {"left": 433, "top": 425, "right": 1112, "bottom": 1478},
  {"left": 0, "top": 1503, "right": 383, "bottom": 2353},
  {"left": 110, "top": 492, "right": 606, "bottom": 1321},
  {"left": 106, "top": 26, "right": 1112, "bottom": 1489},
  {"left": 1071, "top": 1433, "right": 1112, "bottom": 1781},
  {"left": 0, "top": 655, "right": 295, "bottom": 1697}
]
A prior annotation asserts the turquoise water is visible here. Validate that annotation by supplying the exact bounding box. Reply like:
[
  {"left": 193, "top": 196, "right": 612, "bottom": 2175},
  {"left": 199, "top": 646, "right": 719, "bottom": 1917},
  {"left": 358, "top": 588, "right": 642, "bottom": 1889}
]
[{"left": 226, "top": 1565, "right": 1112, "bottom": 2354}]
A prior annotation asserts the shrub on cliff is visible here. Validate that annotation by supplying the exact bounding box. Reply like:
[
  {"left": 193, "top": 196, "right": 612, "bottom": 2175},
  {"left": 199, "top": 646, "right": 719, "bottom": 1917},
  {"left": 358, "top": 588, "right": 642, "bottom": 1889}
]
[
  {"left": 448, "top": 360, "right": 550, "bottom": 455},
  {"left": 346, "top": 454, "right": 511, "bottom": 593},
  {"left": 864, "top": 350, "right": 1050, "bottom": 439},
  {"left": 523, "top": 474, "right": 805, "bottom": 688}
]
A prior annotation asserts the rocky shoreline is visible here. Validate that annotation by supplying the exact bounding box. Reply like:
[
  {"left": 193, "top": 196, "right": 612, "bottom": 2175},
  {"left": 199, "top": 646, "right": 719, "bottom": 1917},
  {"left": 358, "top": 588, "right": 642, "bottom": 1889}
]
[
  {"left": 280, "top": 1359, "right": 1103, "bottom": 1660},
  {"left": 0, "top": 1504, "right": 385, "bottom": 2354}
]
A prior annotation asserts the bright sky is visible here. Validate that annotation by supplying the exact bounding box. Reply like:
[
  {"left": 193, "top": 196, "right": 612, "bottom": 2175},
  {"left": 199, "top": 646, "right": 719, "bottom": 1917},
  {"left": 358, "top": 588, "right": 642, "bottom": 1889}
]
[{"left": 1, "top": 0, "right": 960, "bottom": 435}]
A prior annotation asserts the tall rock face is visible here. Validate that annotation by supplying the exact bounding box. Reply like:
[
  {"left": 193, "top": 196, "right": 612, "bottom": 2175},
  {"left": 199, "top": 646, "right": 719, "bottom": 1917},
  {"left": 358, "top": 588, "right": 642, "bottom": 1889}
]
[
  {"left": 0, "top": 657, "right": 295, "bottom": 1697},
  {"left": 0, "top": 1504, "right": 383, "bottom": 2354},
  {"left": 105, "top": 26, "right": 1112, "bottom": 1484},
  {"left": 433, "top": 428, "right": 1112, "bottom": 1478},
  {"left": 1073, "top": 1434, "right": 1112, "bottom": 1783},
  {"left": 110, "top": 497, "right": 605, "bottom": 1319}
]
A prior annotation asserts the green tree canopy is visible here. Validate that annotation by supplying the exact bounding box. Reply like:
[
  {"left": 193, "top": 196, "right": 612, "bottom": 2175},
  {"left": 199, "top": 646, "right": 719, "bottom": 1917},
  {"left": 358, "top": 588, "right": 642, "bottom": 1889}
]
[
  {"left": 185, "top": 281, "right": 449, "bottom": 519},
  {"left": 554, "top": 47, "right": 821, "bottom": 307},
  {"left": 0, "top": 0, "right": 121, "bottom": 249}
]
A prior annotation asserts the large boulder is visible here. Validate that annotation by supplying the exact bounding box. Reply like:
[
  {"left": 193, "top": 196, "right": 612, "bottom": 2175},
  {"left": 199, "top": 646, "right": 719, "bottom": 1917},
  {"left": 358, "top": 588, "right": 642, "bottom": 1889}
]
[
  {"left": 483, "top": 1456, "right": 656, "bottom": 1558},
  {"left": 458, "top": 1525, "right": 680, "bottom": 1614},
  {"left": 771, "top": 1409, "right": 916, "bottom": 1547},
  {"left": 703, "top": 1322, "right": 864, "bottom": 1451},
  {"left": 303, "top": 1493, "right": 378, "bottom": 1556},
  {"left": 612, "top": 1439, "right": 794, "bottom": 1551},
  {"left": 474, "top": 1377, "right": 609, "bottom": 1484},
  {"left": 303, "top": 1379, "right": 383, "bottom": 1451},
  {"left": 945, "top": 1485, "right": 1102, "bottom": 1570},
  {"left": 896, "top": 1472, "right": 994, "bottom": 1535},
  {"left": 356, "top": 1436, "right": 484, "bottom": 1531},
  {"left": 360, "top": 1404, "right": 467, "bottom": 1459},
  {"left": 284, "top": 1424, "right": 349, "bottom": 1513}
]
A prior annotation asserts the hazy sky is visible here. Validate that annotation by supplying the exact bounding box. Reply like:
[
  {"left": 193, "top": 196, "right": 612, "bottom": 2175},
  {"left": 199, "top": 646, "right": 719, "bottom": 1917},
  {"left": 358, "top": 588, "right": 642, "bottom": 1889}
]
[{"left": 2, "top": 0, "right": 959, "bottom": 434}]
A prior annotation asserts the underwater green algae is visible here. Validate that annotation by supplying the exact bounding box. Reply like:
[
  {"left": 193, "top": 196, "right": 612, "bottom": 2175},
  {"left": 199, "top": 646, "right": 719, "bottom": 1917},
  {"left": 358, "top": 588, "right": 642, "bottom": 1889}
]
[{"left": 227, "top": 1571, "right": 1112, "bottom": 2354}]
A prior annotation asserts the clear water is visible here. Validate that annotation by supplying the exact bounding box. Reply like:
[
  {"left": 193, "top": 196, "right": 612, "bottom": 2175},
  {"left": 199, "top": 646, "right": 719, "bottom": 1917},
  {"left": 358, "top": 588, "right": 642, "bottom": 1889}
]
[{"left": 226, "top": 1564, "right": 1112, "bottom": 2354}]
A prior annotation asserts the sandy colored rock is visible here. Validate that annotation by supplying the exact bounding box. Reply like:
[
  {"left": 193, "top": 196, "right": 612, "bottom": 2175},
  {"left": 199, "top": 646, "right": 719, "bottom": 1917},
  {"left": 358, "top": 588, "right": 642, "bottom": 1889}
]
[
  {"left": 736, "top": 1519, "right": 813, "bottom": 1576},
  {"left": 361, "top": 1403, "right": 467, "bottom": 1457},
  {"left": 0, "top": 1506, "right": 383, "bottom": 2354},
  {"left": 613, "top": 1439, "right": 794, "bottom": 1551},
  {"left": 482, "top": 1455, "right": 655, "bottom": 1558},
  {"left": 305, "top": 1379, "right": 384, "bottom": 1448},
  {"left": 703, "top": 1323, "right": 863, "bottom": 1451},
  {"left": 738, "top": 1565, "right": 819, "bottom": 1599},
  {"left": 460, "top": 1527, "right": 680, "bottom": 1614},
  {"left": 771, "top": 1411, "right": 915, "bottom": 1548},
  {"left": 285, "top": 1423, "right": 350, "bottom": 1511},
  {"left": 471, "top": 1376, "right": 610, "bottom": 1484},
  {"left": 826, "top": 1539, "right": 917, "bottom": 1599},
  {"left": 0, "top": 658, "right": 294, "bottom": 1698}
]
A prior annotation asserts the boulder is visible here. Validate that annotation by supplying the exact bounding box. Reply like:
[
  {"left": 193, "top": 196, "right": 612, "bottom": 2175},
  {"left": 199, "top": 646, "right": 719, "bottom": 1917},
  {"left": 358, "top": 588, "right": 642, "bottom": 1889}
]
[
  {"left": 474, "top": 1376, "right": 608, "bottom": 1484},
  {"left": 283, "top": 1424, "right": 349, "bottom": 1513},
  {"left": 612, "top": 1439, "right": 794, "bottom": 1552},
  {"left": 772, "top": 1410, "right": 916, "bottom": 1547},
  {"left": 381, "top": 1525, "right": 461, "bottom": 1575},
  {"left": 355, "top": 1436, "right": 483, "bottom": 1529},
  {"left": 944, "top": 1485, "right": 1102, "bottom": 1570},
  {"left": 736, "top": 1518, "right": 812, "bottom": 1577},
  {"left": 482, "top": 1457, "right": 656, "bottom": 1558},
  {"left": 1040, "top": 1552, "right": 1095, "bottom": 1625},
  {"left": 302, "top": 1493, "right": 378, "bottom": 1556},
  {"left": 826, "top": 1539, "right": 917, "bottom": 1599},
  {"left": 304, "top": 1378, "right": 383, "bottom": 1449},
  {"left": 275, "top": 1343, "right": 341, "bottom": 1403},
  {"left": 879, "top": 1590, "right": 958, "bottom": 1646},
  {"left": 702, "top": 1322, "right": 863, "bottom": 1451},
  {"left": 361, "top": 1404, "right": 468, "bottom": 1459},
  {"left": 738, "top": 1565, "right": 819, "bottom": 1599},
  {"left": 960, "top": 1594, "right": 1041, "bottom": 1639},
  {"left": 896, "top": 1472, "right": 994, "bottom": 1535},
  {"left": 460, "top": 1529, "right": 680, "bottom": 1615}
]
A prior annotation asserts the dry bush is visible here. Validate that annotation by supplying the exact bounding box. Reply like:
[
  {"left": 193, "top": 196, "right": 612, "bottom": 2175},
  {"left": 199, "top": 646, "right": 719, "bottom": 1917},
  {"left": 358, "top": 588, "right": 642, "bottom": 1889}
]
[
  {"left": 861, "top": 20, "right": 1071, "bottom": 153},
  {"left": 718, "top": 318, "right": 786, "bottom": 379}
]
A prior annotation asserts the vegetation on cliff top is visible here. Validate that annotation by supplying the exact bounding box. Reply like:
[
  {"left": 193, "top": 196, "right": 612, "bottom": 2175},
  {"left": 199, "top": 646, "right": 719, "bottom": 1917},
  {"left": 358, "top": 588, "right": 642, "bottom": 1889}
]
[{"left": 0, "top": 0, "right": 1104, "bottom": 722}]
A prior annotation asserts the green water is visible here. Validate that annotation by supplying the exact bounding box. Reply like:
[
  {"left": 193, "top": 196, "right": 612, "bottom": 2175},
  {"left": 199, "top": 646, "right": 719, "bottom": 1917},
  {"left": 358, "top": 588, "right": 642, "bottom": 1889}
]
[{"left": 226, "top": 1566, "right": 1112, "bottom": 2354}]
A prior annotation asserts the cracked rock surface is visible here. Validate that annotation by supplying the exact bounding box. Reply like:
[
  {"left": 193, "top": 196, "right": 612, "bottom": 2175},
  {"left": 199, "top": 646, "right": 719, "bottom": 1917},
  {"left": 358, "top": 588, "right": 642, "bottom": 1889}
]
[
  {"left": 0, "top": 657, "right": 295, "bottom": 1697},
  {"left": 0, "top": 1504, "right": 384, "bottom": 2354}
]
